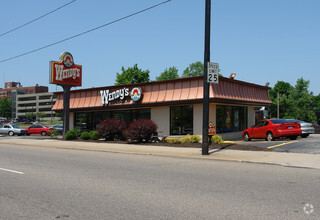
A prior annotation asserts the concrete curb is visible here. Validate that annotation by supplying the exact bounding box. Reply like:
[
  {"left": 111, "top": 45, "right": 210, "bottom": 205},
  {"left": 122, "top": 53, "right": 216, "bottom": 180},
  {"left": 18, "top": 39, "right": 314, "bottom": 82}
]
[{"left": 0, "top": 138, "right": 319, "bottom": 170}]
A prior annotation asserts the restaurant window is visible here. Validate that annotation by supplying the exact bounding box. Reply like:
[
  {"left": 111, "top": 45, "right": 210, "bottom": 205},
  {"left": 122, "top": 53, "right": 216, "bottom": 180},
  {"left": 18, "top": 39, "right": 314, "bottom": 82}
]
[
  {"left": 170, "top": 105, "right": 193, "bottom": 135},
  {"left": 216, "top": 105, "right": 247, "bottom": 133},
  {"left": 77, "top": 108, "right": 151, "bottom": 131}
]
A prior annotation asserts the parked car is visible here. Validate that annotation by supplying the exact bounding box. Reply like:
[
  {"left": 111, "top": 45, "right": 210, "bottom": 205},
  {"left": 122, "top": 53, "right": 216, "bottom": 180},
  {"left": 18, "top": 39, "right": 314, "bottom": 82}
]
[
  {"left": 285, "top": 119, "right": 315, "bottom": 138},
  {"left": 242, "top": 119, "right": 302, "bottom": 141},
  {"left": 53, "top": 124, "right": 63, "bottom": 134},
  {"left": 0, "top": 124, "right": 29, "bottom": 136},
  {"left": 27, "top": 124, "right": 53, "bottom": 136}
]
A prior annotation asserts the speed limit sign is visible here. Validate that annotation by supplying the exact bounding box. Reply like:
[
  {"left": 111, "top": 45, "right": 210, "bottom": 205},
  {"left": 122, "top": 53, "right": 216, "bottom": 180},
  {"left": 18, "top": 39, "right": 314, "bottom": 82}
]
[{"left": 207, "top": 62, "right": 219, "bottom": 84}]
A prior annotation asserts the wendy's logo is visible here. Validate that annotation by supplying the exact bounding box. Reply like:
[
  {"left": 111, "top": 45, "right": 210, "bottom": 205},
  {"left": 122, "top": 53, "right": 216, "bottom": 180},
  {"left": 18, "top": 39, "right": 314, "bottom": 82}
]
[{"left": 130, "top": 87, "right": 142, "bottom": 102}]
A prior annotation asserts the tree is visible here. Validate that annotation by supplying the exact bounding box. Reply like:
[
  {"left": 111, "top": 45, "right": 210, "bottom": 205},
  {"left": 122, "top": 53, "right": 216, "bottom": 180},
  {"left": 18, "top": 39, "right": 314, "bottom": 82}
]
[
  {"left": 267, "top": 81, "right": 293, "bottom": 118},
  {"left": 182, "top": 61, "right": 204, "bottom": 78},
  {"left": 156, "top": 66, "right": 179, "bottom": 81},
  {"left": 115, "top": 64, "right": 150, "bottom": 85},
  {"left": 288, "top": 78, "right": 316, "bottom": 122},
  {"left": 26, "top": 112, "right": 35, "bottom": 120},
  {"left": 0, "top": 97, "right": 12, "bottom": 118},
  {"left": 36, "top": 112, "right": 46, "bottom": 121}
]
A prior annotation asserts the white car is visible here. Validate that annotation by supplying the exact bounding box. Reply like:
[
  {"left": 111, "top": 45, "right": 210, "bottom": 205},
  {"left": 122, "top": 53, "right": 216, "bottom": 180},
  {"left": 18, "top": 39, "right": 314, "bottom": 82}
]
[
  {"left": 286, "top": 119, "right": 315, "bottom": 138},
  {"left": 0, "top": 124, "right": 29, "bottom": 136}
]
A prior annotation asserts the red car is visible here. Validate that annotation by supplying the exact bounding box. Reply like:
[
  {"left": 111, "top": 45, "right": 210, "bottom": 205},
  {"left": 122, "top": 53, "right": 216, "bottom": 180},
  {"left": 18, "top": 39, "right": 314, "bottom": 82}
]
[
  {"left": 27, "top": 124, "right": 53, "bottom": 136},
  {"left": 242, "top": 119, "right": 302, "bottom": 141}
]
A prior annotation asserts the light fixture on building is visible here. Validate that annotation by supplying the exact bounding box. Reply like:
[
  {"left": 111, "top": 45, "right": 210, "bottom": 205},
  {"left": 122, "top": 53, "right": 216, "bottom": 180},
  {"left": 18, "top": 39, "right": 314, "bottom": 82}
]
[
  {"left": 265, "top": 82, "right": 270, "bottom": 87},
  {"left": 229, "top": 73, "right": 236, "bottom": 79}
]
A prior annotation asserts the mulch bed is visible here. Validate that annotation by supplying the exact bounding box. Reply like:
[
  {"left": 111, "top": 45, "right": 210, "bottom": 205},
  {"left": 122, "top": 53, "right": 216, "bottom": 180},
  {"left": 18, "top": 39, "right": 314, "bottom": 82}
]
[{"left": 56, "top": 138, "right": 273, "bottom": 152}]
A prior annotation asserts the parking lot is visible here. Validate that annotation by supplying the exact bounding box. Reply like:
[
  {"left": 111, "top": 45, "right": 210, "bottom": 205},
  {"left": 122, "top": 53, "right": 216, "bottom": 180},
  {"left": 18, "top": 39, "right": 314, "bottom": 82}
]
[{"left": 233, "top": 134, "right": 320, "bottom": 154}]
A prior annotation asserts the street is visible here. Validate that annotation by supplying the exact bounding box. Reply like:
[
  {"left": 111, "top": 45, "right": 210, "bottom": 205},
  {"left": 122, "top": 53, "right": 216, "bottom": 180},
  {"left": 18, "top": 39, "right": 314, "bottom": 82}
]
[{"left": 0, "top": 143, "right": 319, "bottom": 219}]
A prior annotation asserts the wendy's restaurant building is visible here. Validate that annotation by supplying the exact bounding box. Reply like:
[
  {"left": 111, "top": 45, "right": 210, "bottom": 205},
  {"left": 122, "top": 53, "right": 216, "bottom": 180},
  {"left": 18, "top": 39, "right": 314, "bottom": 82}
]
[{"left": 52, "top": 76, "right": 271, "bottom": 139}]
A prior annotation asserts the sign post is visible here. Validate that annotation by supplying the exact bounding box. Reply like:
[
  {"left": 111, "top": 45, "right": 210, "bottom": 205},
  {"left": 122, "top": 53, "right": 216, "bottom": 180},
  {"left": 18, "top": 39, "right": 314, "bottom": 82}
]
[
  {"left": 202, "top": 0, "right": 211, "bottom": 155},
  {"left": 49, "top": 52, "right": 82, "bottom": 136}
]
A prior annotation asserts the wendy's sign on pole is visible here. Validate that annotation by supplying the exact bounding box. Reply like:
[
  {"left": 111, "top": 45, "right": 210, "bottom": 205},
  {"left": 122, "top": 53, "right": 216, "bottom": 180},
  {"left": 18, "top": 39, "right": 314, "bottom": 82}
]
[{"left": 50, "top": 52, "right": 82, "bottom": 136}]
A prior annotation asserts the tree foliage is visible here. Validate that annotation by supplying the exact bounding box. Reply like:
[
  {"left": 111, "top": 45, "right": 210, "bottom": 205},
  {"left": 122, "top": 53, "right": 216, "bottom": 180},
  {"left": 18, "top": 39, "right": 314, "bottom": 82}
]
[
  {"left": 156, "top": 66, "right": 179, "bottom": 81},
  {"left": 115, "top": 64, "right": 150, "bottom": 85},
  {"left": 182, "top": 61, "right": 204, "bottom": 78},
  {"left": 267, "top": 78, "right": 318, "bottom": 123},
  {"left": 0, "top": 97, "right": 11, "bottom": 118}
]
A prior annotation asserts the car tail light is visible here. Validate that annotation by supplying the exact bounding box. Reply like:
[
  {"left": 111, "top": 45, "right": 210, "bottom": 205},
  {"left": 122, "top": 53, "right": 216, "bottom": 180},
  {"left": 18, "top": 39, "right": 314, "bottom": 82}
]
[{"left": 295, "top": 122, "right": 301, "bottom": 128}]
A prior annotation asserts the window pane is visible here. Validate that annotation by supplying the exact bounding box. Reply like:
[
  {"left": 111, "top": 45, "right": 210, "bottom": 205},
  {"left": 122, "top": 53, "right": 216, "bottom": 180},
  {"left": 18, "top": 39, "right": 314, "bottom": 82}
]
[{"left": 170, "top": 105, "right": 193, "bottom": 135}]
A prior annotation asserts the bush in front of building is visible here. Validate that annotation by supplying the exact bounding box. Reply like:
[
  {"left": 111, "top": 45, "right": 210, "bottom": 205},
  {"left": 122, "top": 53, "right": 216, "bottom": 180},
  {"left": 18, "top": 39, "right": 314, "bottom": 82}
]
[
  {"left": 125, "top": 119, "right": 158, "bottom": 143},
  {"left": 211, "top": 134, "right": 224, "bottom": 144},
  {"left": 90, "top": 131, "right": 99, "bottom": 140},
  {"left": 65, "top": 129, "right": 78, "bottom": 140},
  {"left": 97, "top": 118, "right": 126, "bottom": 141},
  {"left": 80, "top": 131, "right": 91, "bottom": 140},
  {"left": 181, "top": 134, "right": 192, "bottom": 143},
  {"left": 190, "top": 135, "right": 201, "bottom": 143},
  {"left": 165, "top": 137, "right": 182, "bottom": 144}
]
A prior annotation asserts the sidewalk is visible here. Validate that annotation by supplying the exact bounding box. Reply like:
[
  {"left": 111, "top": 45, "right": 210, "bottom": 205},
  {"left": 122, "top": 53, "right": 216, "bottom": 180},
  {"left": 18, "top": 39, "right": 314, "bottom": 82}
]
[{"left": 0, "top": 138, "right": 319, "bottom": 170}]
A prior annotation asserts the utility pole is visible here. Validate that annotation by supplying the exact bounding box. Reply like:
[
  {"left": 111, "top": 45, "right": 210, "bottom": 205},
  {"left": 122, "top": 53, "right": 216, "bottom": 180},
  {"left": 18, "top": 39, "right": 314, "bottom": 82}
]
[
  {"left": 202, "top": 0, "right": 211, "bottom": 155},
  {"left": 277, "top": 92, "right": 280, "bottom": 118}
]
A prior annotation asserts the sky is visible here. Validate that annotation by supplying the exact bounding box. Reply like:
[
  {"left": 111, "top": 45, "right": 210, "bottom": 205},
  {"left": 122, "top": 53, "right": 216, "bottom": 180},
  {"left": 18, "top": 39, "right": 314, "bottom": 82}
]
[{"left": 0, "top": 0, "right": 319, "bottom": 94}]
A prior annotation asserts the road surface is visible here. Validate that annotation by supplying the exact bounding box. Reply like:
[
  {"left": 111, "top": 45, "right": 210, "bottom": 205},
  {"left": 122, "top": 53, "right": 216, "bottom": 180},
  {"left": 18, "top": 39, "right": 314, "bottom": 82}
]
[{"left": 0, "top": 143, "right": 319, "bottom": 219}]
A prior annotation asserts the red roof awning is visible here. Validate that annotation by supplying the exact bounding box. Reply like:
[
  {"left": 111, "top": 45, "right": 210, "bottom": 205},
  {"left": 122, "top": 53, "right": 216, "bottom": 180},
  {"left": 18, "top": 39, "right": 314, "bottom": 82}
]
[{"left": 52, "top": 76, "right": 271, "bottom": 111}]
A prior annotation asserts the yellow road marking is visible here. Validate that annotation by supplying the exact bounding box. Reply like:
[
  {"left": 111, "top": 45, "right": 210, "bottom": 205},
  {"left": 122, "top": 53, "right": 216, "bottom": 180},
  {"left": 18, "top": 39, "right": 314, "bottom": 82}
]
[
  {"left": 267, "top": 140, "right": 298, "bottom": 149},
  {"left": 224, "top": 141, "right": 235, "bottom": 143}
]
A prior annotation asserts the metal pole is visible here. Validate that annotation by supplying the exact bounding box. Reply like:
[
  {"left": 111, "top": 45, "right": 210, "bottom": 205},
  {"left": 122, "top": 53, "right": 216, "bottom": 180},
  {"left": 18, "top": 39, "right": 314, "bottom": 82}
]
[
  {"left": 277, "top": 92, "right": 279, "bottom": 118},
  {"left": 202, "top": 0, "right": 211, "bottom": 155},
  {"left": 62, "top": 85, "right": 71, "bottom": 137}
]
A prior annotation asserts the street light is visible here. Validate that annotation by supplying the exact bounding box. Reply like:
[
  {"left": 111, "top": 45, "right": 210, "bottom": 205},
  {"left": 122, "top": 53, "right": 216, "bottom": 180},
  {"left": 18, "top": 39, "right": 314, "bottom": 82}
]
[{"left": 229, "top": 73, "right": 236, "bottom": 79}]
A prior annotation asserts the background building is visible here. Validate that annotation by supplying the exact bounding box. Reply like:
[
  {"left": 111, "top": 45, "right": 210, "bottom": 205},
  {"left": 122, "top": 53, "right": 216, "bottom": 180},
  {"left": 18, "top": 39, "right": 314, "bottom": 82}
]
[
  {"left": 0, "top": 82, "right": 49, "bottom": 119},
  {"left": 16, "top": 92, "right": 57, "bottom": 121}
]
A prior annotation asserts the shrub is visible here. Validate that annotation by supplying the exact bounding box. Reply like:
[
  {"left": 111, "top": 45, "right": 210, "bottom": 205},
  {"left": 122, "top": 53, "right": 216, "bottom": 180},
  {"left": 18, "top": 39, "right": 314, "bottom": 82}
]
[
  {"left": 181, "top": 134, "right": 192, "bottom": 143},
  {"left": 211, "top": 134, "right": 224, "bottom": 144},
  {"left": 125, "top": 119, "right": 158, "bottom": 143},
  {"left": 49, "top": 130, "right": 59, "bottom": 138},
  {"left": 190, "top": 135, "right": 201, "bottom": 143},
  {"left": 97, "top": 118, "right": 126, "bottom": 141},
  {"left": 165, "top": 137, "right": 182, "bottom": 144},
  {"left": 65, "top": 129, "right": 78, "bottom": 140},
  {"left": 80, "top": 131, "right": 91, "bottom": 140},
  {"left": 90, "top": 131, "right": 99, "bottom": 140}
]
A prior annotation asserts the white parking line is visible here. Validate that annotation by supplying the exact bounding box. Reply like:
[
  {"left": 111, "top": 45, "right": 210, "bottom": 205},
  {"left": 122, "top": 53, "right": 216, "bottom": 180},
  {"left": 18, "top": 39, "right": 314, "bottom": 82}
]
[{"left": 0, "top": 167, "right": 24, "bottom": 174}]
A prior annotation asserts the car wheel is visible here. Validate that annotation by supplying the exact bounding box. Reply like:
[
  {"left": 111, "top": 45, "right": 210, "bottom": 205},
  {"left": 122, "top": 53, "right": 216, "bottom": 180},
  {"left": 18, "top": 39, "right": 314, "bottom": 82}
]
[
  {"left": 41, "top": 131, "right": 47, "bottom": 136},
  {"left": 26, "top": 133, "right": 30, "bottom": 136},
  {"left": 244, "top": 132, "right": 251, "bottom": 141},
  {"left": 301, "top": 134, "right": 309, "bottom": 138},
  {"left": 290, "top": 136, "right": 297, "bottom": 140},
  {"left": 266, "top": 132, "right": 274, "bottom": 141},
  {"left": 8, "top": 131, "right": 14, "bottom": 136}
]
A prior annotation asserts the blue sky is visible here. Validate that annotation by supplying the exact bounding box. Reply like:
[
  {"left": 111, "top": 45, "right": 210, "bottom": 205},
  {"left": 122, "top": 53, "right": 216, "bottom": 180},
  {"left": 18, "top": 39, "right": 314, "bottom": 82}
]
[{"left": 0, "top": 0, "right": 319, "bottom": 94}]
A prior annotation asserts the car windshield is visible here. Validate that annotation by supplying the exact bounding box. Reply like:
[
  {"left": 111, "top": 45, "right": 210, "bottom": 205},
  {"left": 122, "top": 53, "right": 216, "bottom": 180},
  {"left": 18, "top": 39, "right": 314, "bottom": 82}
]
[{"left": 11, "top": 125, "right": 21, "bottom": 129}]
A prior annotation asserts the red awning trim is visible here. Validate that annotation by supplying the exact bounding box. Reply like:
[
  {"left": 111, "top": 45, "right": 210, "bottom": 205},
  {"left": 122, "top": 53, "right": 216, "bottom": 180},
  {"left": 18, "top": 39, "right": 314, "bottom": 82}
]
[{"left": 52, "top": 76, "right": 271, "bottom": 111}]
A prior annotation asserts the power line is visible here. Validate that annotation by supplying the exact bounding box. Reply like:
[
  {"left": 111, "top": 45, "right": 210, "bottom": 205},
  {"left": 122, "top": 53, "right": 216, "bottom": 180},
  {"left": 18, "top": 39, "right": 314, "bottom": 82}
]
[
  {"left": 0, "top": 0, "right": 171, "bottom": 64},
  {"left": 0, "top": 0, "right": 76, "bottom": 37}
]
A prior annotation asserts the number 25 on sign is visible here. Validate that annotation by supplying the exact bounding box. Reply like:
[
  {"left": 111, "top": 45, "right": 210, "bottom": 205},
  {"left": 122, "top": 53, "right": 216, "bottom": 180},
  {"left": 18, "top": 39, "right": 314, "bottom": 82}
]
[{"left": 207, "top": 62, "right": 219, "bottom": 84}]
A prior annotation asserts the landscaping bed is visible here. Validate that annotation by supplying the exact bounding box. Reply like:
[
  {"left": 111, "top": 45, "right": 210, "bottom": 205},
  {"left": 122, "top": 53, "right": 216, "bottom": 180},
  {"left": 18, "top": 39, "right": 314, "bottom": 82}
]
[{"left": 58, "top": 138, "right": 274, "bottom": 152}]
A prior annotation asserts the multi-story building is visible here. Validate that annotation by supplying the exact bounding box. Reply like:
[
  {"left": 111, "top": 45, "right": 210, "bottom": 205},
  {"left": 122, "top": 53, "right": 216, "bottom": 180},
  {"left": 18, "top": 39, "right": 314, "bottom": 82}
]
[
  {"left": 16, "top": 92, "right": 57, "bottom": 121},
  {"left": 0, "top": 82, "right": 49, "bottom": 119}
]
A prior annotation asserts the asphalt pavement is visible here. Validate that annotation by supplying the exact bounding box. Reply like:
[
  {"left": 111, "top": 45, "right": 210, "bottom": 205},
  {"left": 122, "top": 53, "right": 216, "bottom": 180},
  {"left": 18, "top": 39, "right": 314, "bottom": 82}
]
[
  {"left": 0, "top": 136, "right": 319, "bottom": 170},
  {"left": 0, "top": 144, "right": 319, "bottom": 219}
]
